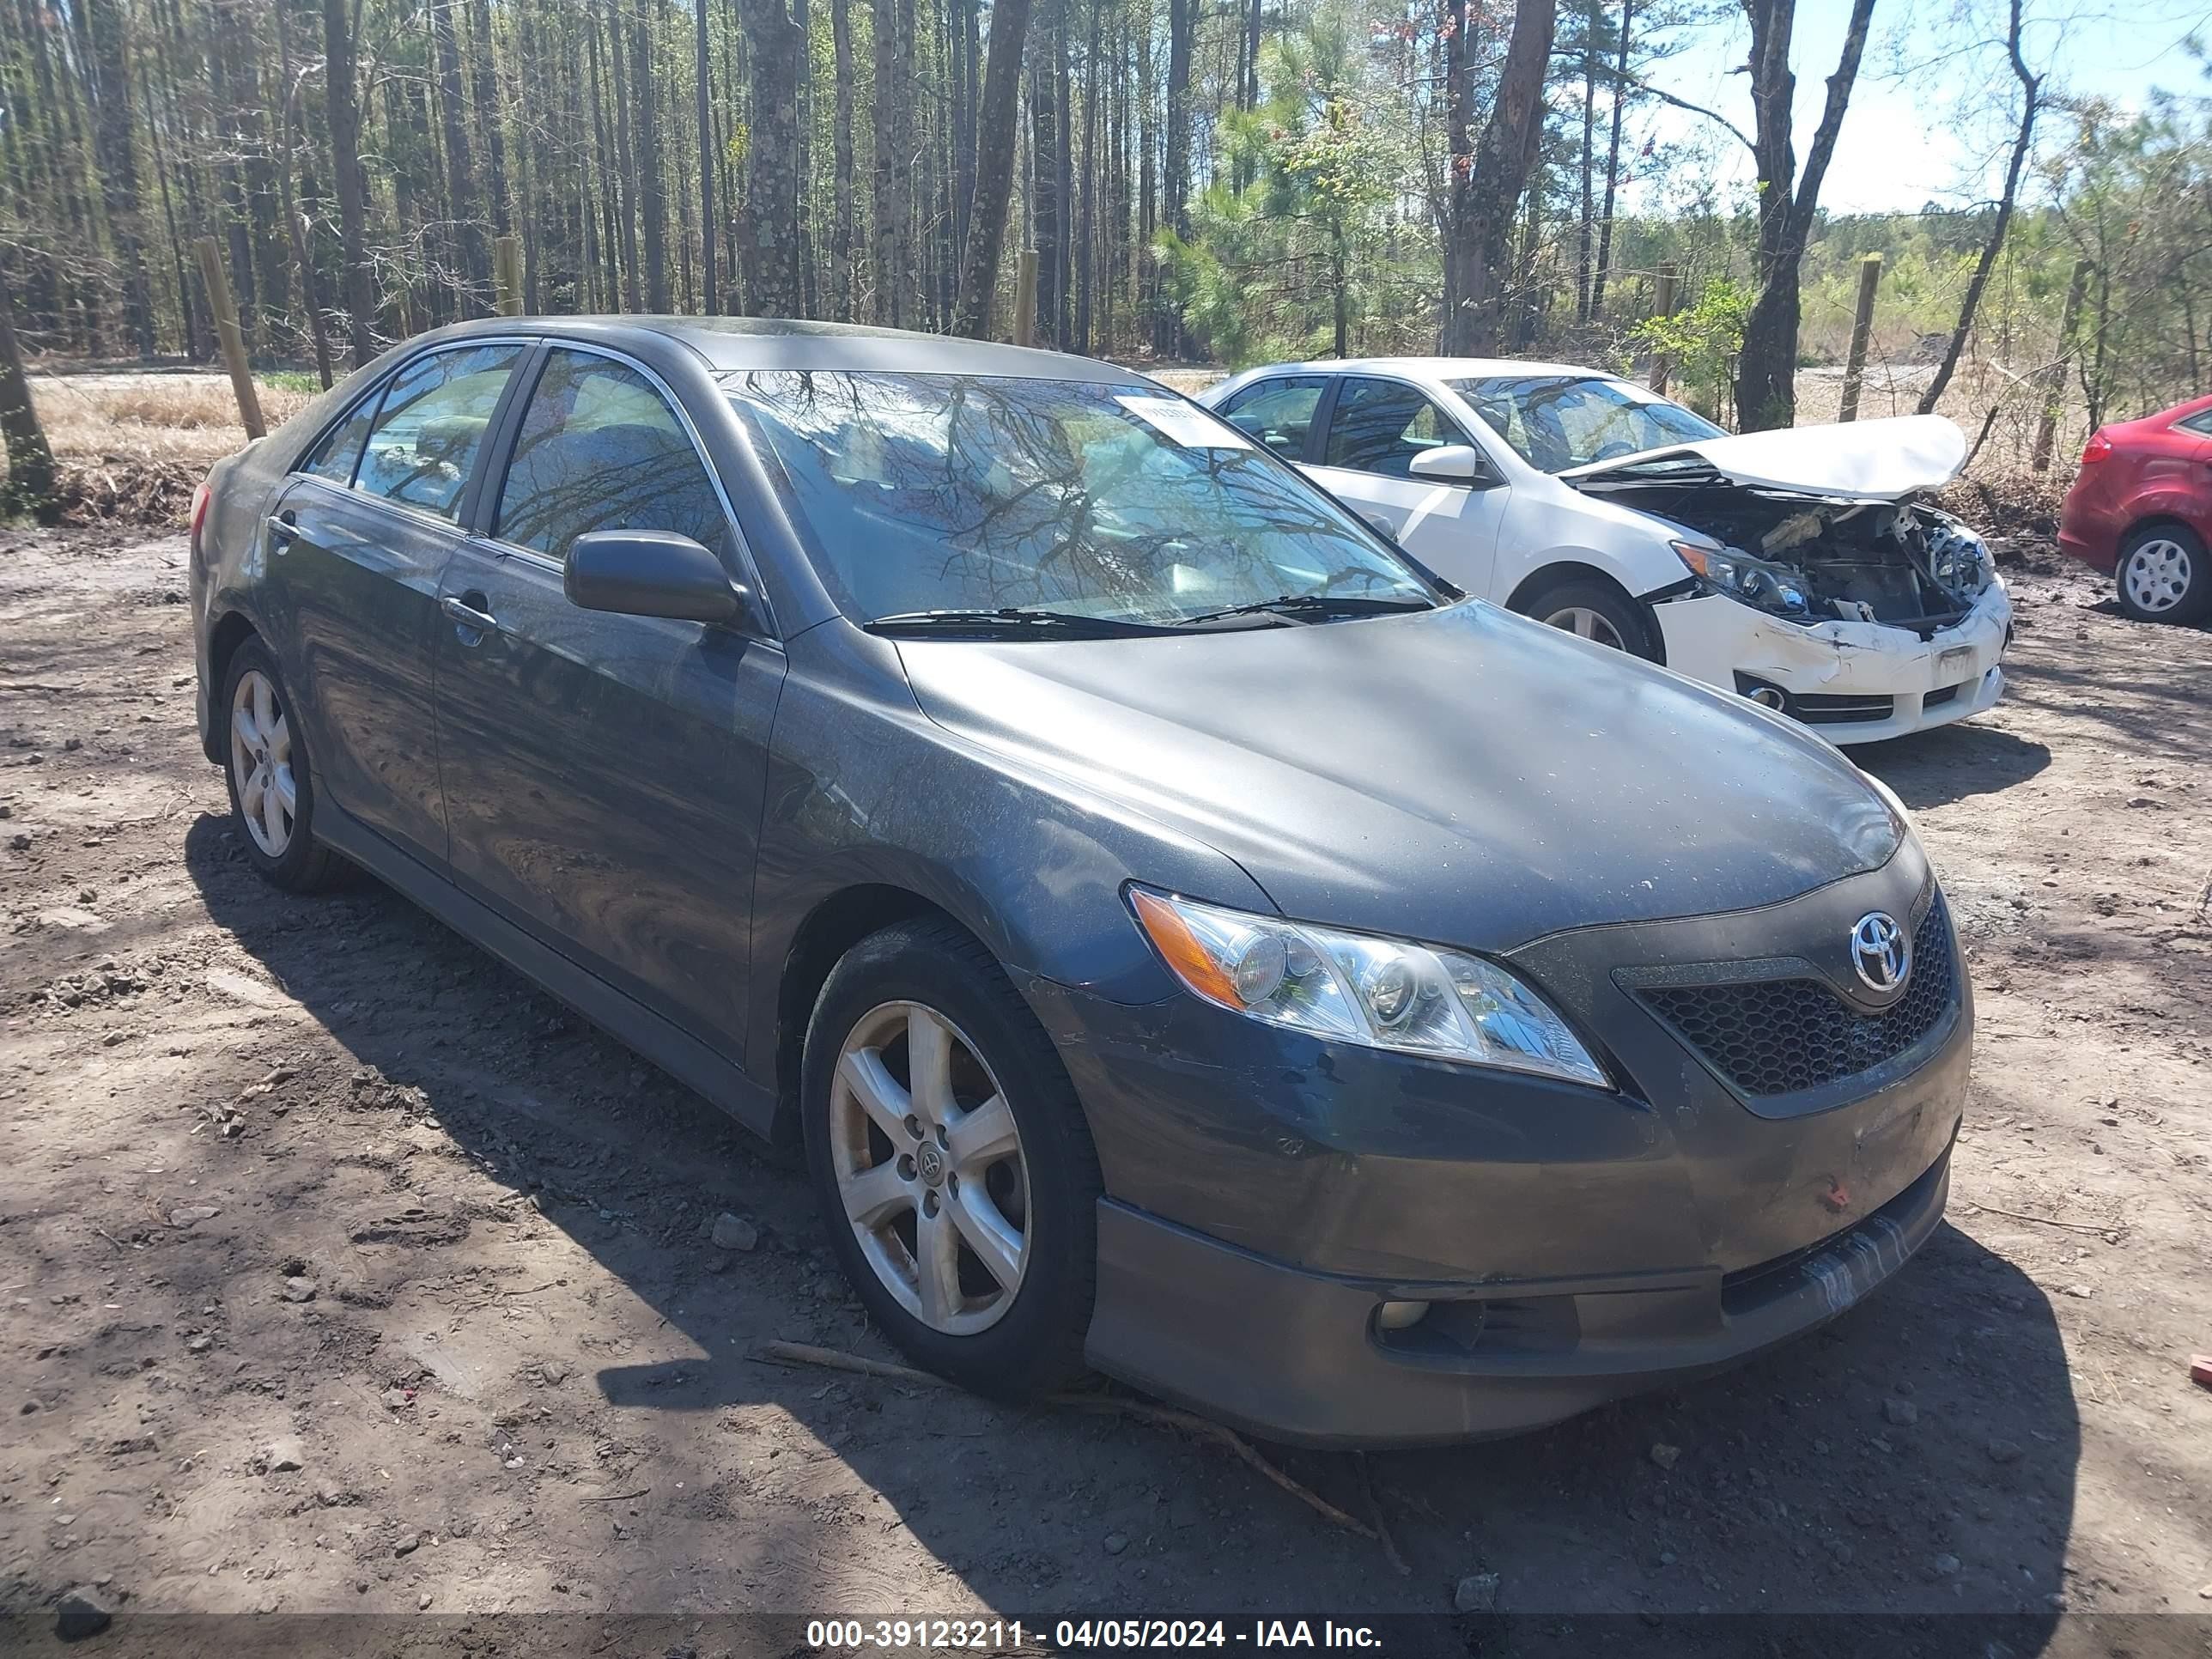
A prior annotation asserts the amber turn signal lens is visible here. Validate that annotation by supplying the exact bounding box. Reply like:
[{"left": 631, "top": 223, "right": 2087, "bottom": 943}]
[{"left": 1128, "top": 886, "right": 1243, "bottom": 1007}]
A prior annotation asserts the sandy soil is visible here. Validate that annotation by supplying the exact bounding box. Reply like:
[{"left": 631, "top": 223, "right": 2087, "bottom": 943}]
[{"left": 1, "top": 527, "right": 2209, "bottom": 1652}]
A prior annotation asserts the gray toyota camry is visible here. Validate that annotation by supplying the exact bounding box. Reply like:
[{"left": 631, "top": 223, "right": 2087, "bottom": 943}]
[{"left": 190, "top": 318, "right": 1968, "bottom": 1445}]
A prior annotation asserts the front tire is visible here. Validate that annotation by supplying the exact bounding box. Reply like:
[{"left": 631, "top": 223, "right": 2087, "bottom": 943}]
[
  {"left": 2116, "top": 524, "right": 2212, "bottom": 624},
  {"left": 1519, "top": 577, "right": 1661, "bottom": 659},
  {"left": 220, "top": 639, "right": 349, "bottom": 892},
  {"left": 800, "top": 917, "right": 1101, "bottom": 1399}
]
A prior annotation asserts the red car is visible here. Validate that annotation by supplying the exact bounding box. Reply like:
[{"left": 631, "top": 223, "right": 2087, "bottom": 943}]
[{"left": 2059, "top": 392, "right": 2212, "bottom": 623}]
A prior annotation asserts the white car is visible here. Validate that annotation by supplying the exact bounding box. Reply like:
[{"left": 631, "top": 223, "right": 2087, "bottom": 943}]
[{"left": 1199, "top": 358, "right": 2012, "bottom": 744}]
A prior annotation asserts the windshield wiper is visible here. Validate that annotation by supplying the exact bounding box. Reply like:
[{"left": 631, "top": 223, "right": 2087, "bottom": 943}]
[
  {"left": 864, "top": 608, "right": 1175, "bottom": 639},
  {"left": 1175, "top": 592, "right": 1434, "bottom": 627}
]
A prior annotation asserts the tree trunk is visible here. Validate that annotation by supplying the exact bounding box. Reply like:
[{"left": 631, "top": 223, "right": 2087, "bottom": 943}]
[
  {"left": 1589, "top": 0, "right": 1631, "bottom": 319},
  {"left": 738, "top": 0, "right": 805, "bottom": 314},
  {"left": 0, "top": 274, "right": 58, "bottom": 524},
  {"left": 273, "top": 0, "right": 333, "bottom": 386},
  {"left": 471, "top": 0, "right": 511, "bottom": 234},
  {"left": 84, "top": 0, "right": 154, "bottom": 357},
  {"left": 633, "top": 9, "right": 669, "bottom": 310},
  {"left": 1918, "top": 0, "right": 2039, "bottom": 414},
  {"left": 434, "top": 0, "right": 489, "bottom": 311},
  {"left": 950, "top": 0, "right": 1036, "bottom": 337},
  {"left": 1028, "top": 0, "right": 1066, "bottom": 345},
  {"left": 605, "top": 1, "right": 644, "bottom": 310},
  {"left": 1734, "top": 0, "right": 1878, "bottom": 429},
  {"left": 1442, "top": 0, "right": 1554, "bottom": 355},
  {"left": 831, "top": 0, "right": 857, "bottom": 319},
  {"left": 1154, "top": 0, "right": 1192, "bottom": 354},
  {"left": 1576, "top": 0, "right": 1598, "bottom": 322},
  {"left": 696, "top": 0, "right": 716, "bottom": 312},
  {"left": 324, "top": 0, "right": 376, "bottom": 362},
  {"left": 872, "top": 0, "right": 903, "bottom": 324}
]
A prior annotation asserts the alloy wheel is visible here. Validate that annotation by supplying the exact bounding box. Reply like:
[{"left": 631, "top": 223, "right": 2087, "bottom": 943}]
[
  {"left": 2123, "top": 538, "right": 2193, "bottom": 614},
  {"left": 1543, "top": 605, "right": 1627, "bottom": 649},
  {"left": 229, "top": 669, "right": 297, "bottom": 857},
  {"left": 829, "top": 1000, "right": 1030, "bottom": 1335}
]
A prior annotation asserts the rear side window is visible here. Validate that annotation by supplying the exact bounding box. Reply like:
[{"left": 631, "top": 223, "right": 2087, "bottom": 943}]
[
  {"left": 2178, "top": 410, "right": 2212, "bottom": 436},
  {"left": 356, "top": 343, "right": 525, "bottom": 521},
  {"left": 1323, "top": 379, "right": 1462, "bottom": 478},
  {"left": 300, "top": 396, "right": 377, "bottom": 484},
  {"left": 494, "top": 349, "right": 731, "bottom": 563},
  {"left": 1216, "top": 376, "right": 1326, "bottom": 459}
]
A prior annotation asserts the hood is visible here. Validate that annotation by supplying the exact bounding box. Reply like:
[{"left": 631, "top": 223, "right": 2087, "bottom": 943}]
[
  {"left": 1562, "top": 414, "right": 1966, "bottom": 501},
  {"left": 894, "top": 604, "right": 1899, "bottom": 952}
]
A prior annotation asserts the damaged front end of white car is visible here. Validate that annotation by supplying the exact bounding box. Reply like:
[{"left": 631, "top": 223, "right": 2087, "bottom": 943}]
[{"left": 1568, "top": 415, "right": 2012, "bottom": 744}]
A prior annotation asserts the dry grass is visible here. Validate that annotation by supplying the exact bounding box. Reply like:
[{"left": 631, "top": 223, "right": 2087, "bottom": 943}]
[{"left": 27, "top": 372, "right": 317, "bottom": 466}]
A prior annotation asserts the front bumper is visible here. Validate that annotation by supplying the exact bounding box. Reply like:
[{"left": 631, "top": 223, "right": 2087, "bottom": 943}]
[
  {"left": 1650, "top": 582, "right": 2012, "bottom": 744},
  {"left": 1089, "top": 1137, "right": 1951, "bottom": 1447},
  {"left": 1036, "top": 852, "right": 1971, "bottom": 1445}
]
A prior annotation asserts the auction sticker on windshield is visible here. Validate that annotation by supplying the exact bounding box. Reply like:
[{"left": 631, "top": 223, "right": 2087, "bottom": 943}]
[{"left": 1116, "top": 394, "right": 1253, "bottom": 448}]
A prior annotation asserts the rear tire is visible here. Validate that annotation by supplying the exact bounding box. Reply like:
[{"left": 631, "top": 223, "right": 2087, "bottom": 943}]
[
  {"left": 801, "top": 916, "right": 1101, "bottom": 1401},
  {"left": 1518, "top": 577, "right": 1661, "bottom": 660},
  {"left": 219, "top": 639, "right": 349, "bottom": 893},
  {"left": 2116, "top": 524, "right": 2212, "bottom": 624}
]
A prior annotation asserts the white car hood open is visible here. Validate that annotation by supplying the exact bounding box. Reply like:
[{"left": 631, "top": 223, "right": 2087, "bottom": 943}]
[{"left": 1561, "top": 413, "right": 1967, "bottom": 501}]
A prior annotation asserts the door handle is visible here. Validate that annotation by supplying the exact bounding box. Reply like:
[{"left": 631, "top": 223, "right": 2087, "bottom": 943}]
[
  {"left": 268, "top": 509, "right": 299, "bottom": 549},
  {"left": 441, "top": 593, "right": 499, "bottom": 637}
]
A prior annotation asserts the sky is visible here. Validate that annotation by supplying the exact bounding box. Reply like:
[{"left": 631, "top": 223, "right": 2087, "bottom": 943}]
[{"left": 1624, "top": 0, "right": 2212, "bottom": 215}]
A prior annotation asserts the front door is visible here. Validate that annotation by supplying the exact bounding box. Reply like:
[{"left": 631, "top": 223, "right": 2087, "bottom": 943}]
[
  {"left": 271, "top": 341, "right": 528, "bottom": 865},
  {"left": 432, "top": 346, "right": 786, "bottom": 1057},
  {"left": 1304, "top": 376, "right": 1513, "bottom": 599}
]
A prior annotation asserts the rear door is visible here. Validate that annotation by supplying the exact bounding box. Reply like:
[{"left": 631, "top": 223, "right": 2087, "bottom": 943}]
[
  {"left": 431, "top": 344, "right": 785, "bottom": 1057},
  {"left": 1304, "top": 375, "right": 1513, "bottom": 597},
  {"left": 268, "top": 341, "right": 529, "bottom": 866}
]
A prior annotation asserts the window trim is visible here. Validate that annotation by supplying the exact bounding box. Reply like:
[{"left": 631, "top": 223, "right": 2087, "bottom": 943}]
[
  {"left": 472, "top": 337, "right": 780, "bottom": 640},
  {"left": 1316, "top": 373, "right": 1495, "bottom": 485}
]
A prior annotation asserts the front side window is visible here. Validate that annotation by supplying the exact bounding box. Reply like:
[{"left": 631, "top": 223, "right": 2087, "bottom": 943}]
[
  {"left": 1449, "top": 374, "right": 1724, "bottom": 473},
  {"left": 1217, "top": 375, "right": 1327, "bottom": 459},
  {"left": 301, "top": 395, "right": 377, "bottom": 485},
  {"left": 356, "top": 343, "right": 525, "bottom": 520},
  {"left": 726, "top": 371, "right": 1434, "bottom": 628},
  {"left": 1322, "top": 379, "right": 1467, "bottom": 479},
  {"left": 495, "top": 349, "right": 732, "bottom": 563}
]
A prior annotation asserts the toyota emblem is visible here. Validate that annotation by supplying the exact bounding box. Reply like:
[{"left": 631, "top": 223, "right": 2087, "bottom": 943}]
[{"left": 1850, "top": 911, "right": 1911, "bottom": 993}]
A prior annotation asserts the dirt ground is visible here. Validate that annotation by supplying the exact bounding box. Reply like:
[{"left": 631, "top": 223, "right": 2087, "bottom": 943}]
[{"left": 1, "top": 526, "right": 2209, "bottom": 1654}]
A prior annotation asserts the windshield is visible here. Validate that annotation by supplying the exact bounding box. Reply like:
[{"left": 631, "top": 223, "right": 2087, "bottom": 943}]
[
  {"left": 726, "top": 371, "right": 1435, "bottom": 628},
  {"left": 1448, "top": 375, "right": 1725, "bottom": 474}
]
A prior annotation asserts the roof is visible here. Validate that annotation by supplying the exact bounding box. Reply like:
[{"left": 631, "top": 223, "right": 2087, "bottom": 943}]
[
  {"left": 1260, "top": 356, "right": 1605, "bottom": 381},
  {"left": 437, "top": 314, "right": 1157, "bottom": 386}
]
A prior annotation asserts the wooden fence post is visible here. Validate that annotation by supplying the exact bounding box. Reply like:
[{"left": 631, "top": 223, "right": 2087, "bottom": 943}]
[
  {"left": 494, "top": 236, "right": 524, "bottom": 317},
  {"left": 1649, "top": 263, "right": 1680, "bottom": 396},
  {"left": 194, "top": 236, "right": 265, "bottom": 441},
  {"left": 2032, "top": 258, "right": 2092, "bottom": 472},
  {"left": 1838, "top": 252, "right": 1883, "bottom": 422},
  {"left": 1012, "top": 250, "right": 1039, "bottom": 348}
]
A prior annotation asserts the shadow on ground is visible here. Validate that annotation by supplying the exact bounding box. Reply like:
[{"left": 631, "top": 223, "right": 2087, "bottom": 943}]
[{"left": 179, "top": 812, "right": 2083, "bottom": 1645}]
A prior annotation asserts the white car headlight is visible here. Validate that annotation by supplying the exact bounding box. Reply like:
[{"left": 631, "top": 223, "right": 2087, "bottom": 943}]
[
  {"left": 1127, "top": 887, "right": 1611, "bottom": 1088},
  {"left": 1670, "top": 538, "right": 1810, "bottom": 615}
]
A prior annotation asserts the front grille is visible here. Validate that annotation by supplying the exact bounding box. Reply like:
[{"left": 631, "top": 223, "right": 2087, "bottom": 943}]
[
  {"left": 1793, "top": 691, "right": 1895, "bottom": 725},
  {"left": 1639, "top": 895, "right": 1957, "bottom": 1097}
]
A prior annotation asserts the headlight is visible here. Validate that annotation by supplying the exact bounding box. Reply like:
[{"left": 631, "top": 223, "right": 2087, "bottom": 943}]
[
  {"left": 1126, "top": 887, "right": 1611, "bottom": 1088},
  {"left": 1671, "top": 538, "right": 1809, "bottom": 615},
  {"left": 1859, "top": 769, "right": 1920, "bottom": 848},
  {"left": 1926, "top": 520, "right": 1994, "bottom": 599}
]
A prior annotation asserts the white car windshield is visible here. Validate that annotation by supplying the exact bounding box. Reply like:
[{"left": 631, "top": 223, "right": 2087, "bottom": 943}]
[
  {"left": 1449, "top": 375, "right": 1725, "bottom": 474},
  {"left": 726, "top": 370, "right": 1437, "bottom": 629}
]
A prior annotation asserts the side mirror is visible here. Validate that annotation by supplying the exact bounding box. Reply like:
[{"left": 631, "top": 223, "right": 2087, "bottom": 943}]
[
  {"left": 1407, "top": 444, "right": 1494, "bottom": 485},
  {"left": 565, "top": 531, "right": 747, "bottom": 625}
]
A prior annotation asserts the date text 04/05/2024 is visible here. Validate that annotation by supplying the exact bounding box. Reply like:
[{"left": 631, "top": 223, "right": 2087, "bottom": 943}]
[{"left": 805, "top": 1620, "right": 1387, "bottom": 1650}]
